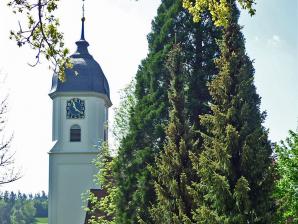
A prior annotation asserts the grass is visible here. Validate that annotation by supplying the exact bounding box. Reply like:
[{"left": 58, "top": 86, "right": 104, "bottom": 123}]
[{"left": 35, "top": 217, "right": 48, "bottom": 224}]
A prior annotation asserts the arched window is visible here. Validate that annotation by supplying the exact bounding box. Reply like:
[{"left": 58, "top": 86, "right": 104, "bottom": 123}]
[{"left": 70, "top": 124, "right": 81, "bottom": 142}]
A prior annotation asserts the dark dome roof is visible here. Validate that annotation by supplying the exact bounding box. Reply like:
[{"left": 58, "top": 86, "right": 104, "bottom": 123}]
[{"left": 50, "top": 21, "right": 110, "bottom": 100}]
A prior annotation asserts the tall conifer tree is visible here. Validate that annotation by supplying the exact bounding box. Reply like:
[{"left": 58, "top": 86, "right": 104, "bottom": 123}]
[
  {"left": 190, "top": 3, "right": 274, "bottom": 223},
  {"left": 113, "top": 0, "right": 220, "bottom": 222},
  {"left": 149, "top": 44, "right": 195, "bottom": 223}
]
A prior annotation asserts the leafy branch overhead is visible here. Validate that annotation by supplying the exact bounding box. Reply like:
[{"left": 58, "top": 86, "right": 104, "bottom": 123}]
[
  {"left": 7, "top": 0, "right": 71, "bottom": 81},
  {"left": 182, "top": 0, "right": 256, "bottom": 26}
]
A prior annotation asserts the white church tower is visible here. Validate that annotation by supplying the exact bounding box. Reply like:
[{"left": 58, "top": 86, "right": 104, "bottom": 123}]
[{"left": 48, "top": 7, "right": 112, "bottom": 223}]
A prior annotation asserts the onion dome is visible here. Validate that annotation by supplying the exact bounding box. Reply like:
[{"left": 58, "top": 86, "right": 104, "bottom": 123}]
[{"left": 49, "top": 16, "right": 111, "bottom": 106}]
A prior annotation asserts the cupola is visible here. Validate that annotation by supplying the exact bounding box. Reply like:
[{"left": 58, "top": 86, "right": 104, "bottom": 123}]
[{"left": 49, "top": 15, "right": 111, "bottom": 106}]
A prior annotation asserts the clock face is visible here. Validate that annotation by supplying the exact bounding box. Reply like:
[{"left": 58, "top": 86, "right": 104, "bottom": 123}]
[{"left": 66, "top": 98, "right": 85, "bottom": 119}]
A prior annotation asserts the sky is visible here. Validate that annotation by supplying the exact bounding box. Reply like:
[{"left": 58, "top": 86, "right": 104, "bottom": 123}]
[{"left": 0, "top": 0, "right": 297, "bottom": 194}]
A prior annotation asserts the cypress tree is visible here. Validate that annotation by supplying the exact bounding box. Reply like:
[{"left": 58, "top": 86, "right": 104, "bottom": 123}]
[
  {"left": 191, "top": 3, "right": 274, "bottom": 223},
  {"left": 113, "top": 0, "right": 220, "bottom": 223},
  {"left": 149, "top": 44, "right": 195, "bottom": 223}
]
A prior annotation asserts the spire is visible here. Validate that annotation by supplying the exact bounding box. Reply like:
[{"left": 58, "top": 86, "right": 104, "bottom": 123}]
[
  {"left": 74, "top": 0, "right": 90, "bottom": 58},
  {"left": 80, "top": 0, "right": 85, "bottom": 40}
]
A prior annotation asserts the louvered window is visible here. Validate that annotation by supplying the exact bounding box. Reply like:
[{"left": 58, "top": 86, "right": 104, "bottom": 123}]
[{"left": 70, "top": 125, "right": 81, "bottom": 142}]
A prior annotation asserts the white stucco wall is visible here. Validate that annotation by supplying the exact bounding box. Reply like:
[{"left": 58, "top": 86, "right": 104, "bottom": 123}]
[
  {"left": 49, "top": 92, "right": 110, "bottom": 224},
  {"left": 51, "top": 93, "right": 109, "bottom": 152},
  {"left": 48, "top": 153, "right": 98, "bottom": 224}
]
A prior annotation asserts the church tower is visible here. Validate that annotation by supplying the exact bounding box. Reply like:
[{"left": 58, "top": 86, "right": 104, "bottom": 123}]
[{"left": 48, "top": 8, "right": 112, "bottom": 224}]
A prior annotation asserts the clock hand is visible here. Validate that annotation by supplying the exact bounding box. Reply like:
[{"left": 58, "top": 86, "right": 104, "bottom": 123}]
[
  {"left": 75, "top": 107, "right": 81, "bottom": 113},
  {"left": 72, "top": 101, "right": 81, "bottom": 113}
]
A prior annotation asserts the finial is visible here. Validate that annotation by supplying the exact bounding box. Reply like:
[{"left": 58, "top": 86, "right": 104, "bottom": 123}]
[
  {"left": 80, "top": 0, "right": 86, "bottom": 40},
  {"left": 75, "top": 0, "right": 90, "bottom": 57},
  {"left": 82, "top": 0, "right": 85, "bottom": 19}
]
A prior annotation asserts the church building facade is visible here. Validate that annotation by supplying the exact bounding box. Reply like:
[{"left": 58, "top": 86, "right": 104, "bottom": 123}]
[{"left": 48, "top": 15, "right": 111, "bottom": 224}]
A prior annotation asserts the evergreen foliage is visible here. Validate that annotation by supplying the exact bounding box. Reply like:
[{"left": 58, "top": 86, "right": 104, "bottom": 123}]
[
  {"left": 33, "top": 191, "right": 48, "bottom": 218},
  {"left": 149, "top": 44, "right": 195, "bottom": 223},
  {"left": 10, "top": 199, "right": 36, "bottom": 224},
  {"left": 0, "top": 191, "right": 48, "bottom": 224},
  {"left": 190, "top": 3, "right": 274, "bottom": 223},
  {"left": 274, "top": 130, "right": 298, "bottom": 223},
  {"left": 113, "top": 0, "right": 219, "bottom": 222}
]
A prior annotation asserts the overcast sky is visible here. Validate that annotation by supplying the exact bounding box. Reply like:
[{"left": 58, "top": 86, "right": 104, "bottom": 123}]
[{"left": 0, "top": 0, "right": 297, "bottom": 194}]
